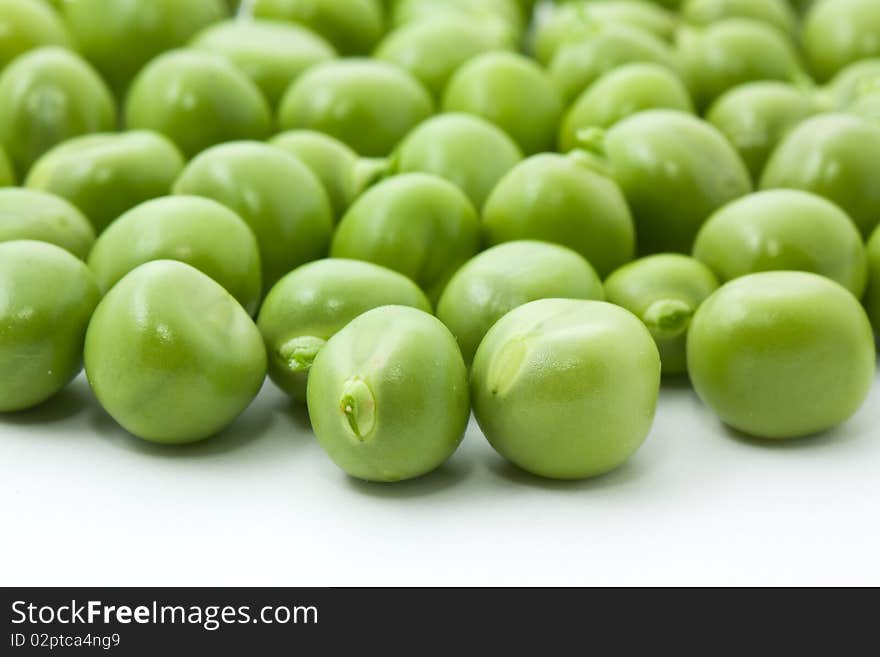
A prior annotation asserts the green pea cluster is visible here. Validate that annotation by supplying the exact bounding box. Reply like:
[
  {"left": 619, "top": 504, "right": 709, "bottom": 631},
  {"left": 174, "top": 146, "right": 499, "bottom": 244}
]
[{"left": 1, "top": 0, "right": 879, "bottom": 483}]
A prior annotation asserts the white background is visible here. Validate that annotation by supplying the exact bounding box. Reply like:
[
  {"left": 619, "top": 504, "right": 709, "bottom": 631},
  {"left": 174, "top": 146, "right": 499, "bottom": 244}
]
[{"left": 1, "top": 368, "right": 879, "bottom": 587}]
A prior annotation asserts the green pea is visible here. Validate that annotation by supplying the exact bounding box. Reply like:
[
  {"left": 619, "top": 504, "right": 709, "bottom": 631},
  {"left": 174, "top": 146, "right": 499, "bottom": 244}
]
[
  {"left": 25, "top": 131, "right": 184, "bottom": 235},
  {"left": 391, "top": 0, "right": 524, "bottom": 41},
  {"left": 375, "top": 16, "right": 512, "bottom": 100},
  {"left": 331, "top": 173, "right": 480, "bottom": 302},
  {"left": 760, "top": 113, "right": 880, "bottom": 238},
  {"left": 125, "top": 50, "right": 271, "bottom": 159},
  {"left": 578, "top": 109, "right": 752, "bottom": 255},
  {"left": 803, "top": 0, "right": 880, "bottom": 83},
  {"left": 87, "top": 196, "right": 262, "bottom": 314},
  {"left": 681, "top": 0, "right": 797, "bottom": 38},
  {"left": 173, "top": 141, "right": 333, "bottom": 291},
  {"left": 190, "top": 18, "right": 336, "bottom": 107},
  {"left": 849, "top": 90, "right": 880, "bottom": 125},
  {"left": 706, "top": 82, "right": 818, "bottom": 181},
  {"left": 0, "top": 146, "right": 16, "bottom": 187},
  {"left": 277, "top": 59, "right": 434, "bottom": 158},
  {"left": 677, "top": 19, "right": 804, "bottom": 111},
  {"left": 548, "top": 23, "right": 680, "bottom": 105},
  {"left": 0, "top": 188, "right": 94, "bottom": 259},
  {"left": 392, "top": 113, "right": 523, "bottom": 210},
  {"left": 258, "top": 259, "right": 431, "bottom": 401},
  {"left": 269, "top": 131, "right": 386, "bottom": 222},
  {"left": 442, "top": 52, "right": 563, "bottom": 155},
  {"left": 605, "top": 254, "right": 719, "bottom": 375},
  {"left": 252, "top": 0, "right": 383, "bottom": 56},
  {"left": 0, "top": 0, "right": 73, "bottom": 72},
  {"left": 85, "top": 260, "right": 266, "bottom": 444},
  {"left": 866, "top": 225, "right": 880, "bottom": 334},
  {"left": 0, "top": 47, "right": 116, "bottom": 178},
  {"left": 694, "top": 190, "right": 867, "bottom": 297},
  {"left": 471, "top": 298, "right": 661, "bottom": 480},
  {"left": 482, "top": 152, "right": 635, "bottom": 277},
  {"left": 0, "top": 240, "right": 100, "bottom": 412},
  {"left": 307, "top": 305, "right": 470, "bottom": 482},
  {"left": 558, "top": 63, "right": 694, "bottom": 152},
  {"left": 437, "top": 241, "right": 605, "bottom": 367},
  {"left": 825, "top": 58, "right": 880, "bottom": 109},
  {"left": 687, "top": 271, "right": 876, "bottom": 439}
]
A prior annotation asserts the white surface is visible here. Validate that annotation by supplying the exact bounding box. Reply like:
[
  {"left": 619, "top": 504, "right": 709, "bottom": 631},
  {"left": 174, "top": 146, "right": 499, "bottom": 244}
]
[{"left": 1, "top": 370, "right": 879, "bottom": 587}]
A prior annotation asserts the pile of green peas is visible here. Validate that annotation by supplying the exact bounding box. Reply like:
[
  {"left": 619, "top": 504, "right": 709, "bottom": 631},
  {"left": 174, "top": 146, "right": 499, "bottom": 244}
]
[{"left": 1, "top": 0, "right": 879, "bottom": 483}]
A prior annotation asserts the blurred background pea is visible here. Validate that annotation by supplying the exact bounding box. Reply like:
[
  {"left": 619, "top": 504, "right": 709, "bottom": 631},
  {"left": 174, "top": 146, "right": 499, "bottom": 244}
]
[{"left": 0, "top": 0, "right": 73, "bottom": 72}]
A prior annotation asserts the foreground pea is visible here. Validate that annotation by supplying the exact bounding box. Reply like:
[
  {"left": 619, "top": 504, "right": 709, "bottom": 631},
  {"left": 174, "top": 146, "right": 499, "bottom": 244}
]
[
  {"left": 0, "top": 0, "right": 73, "bottom": 71},
  {"left": 803, "top": 0, "right": 880, "bottom": 83},
  {"left": 0, "top": 47, "right": 116, "bottom": 177},
  {"left": 693, "top": 190, "right": 867, "bottom": 296},
  {"left": 558, "top": 63, "right": 694, "bottom": 152},
  {"left": 307, "top": 305, "right": 470, "bottom": 482},
  {"left": 331, "top": 173, "right": 480, "bottom": 301},
  {"left": 482, "top": 152, "right": 635, "bottom": 277},
  {"left": 174, "top": 141, "right": 333, "bottom": 290},
  {"left": 191, "top": 19, "right": 337, "bottom": 106},
  {"left": 25, "top": 131, "right": 185, "bottom": 234},
  {"left": 258, "top": 259, "right": 431, "bottom": 401},
  {"left": 579, "top": 110, "right": 752, "bottom": 255},
  {"left": 0, "top": 240, "right": 100, "bottom": 412},
  {"left": 278, "top": 59, "right": 434, "bottom": 157},
  {"left": 392, "top": 113, "right": 523, "bottom": 210},
  {"left": 867, "top": 226, "right": 880, "bottom": 334},
  {"left": 471, "top": 299, "right": 661, "bottom": 480},
  {"left": 760, "top": 113, "right": 880, "bottom": 238},
  {"left": 681, "top": 0, "right": 797, "bottom": 37},
  {"left": 442, "top": 52, "right": 563, "bottom": 155},
  {"left": 437, "top": 241, "right": 605, "bottom": 366},
  {"left": 688, "top": 271, "right": 876, "bottom": 439},
  {"left": 85, "top": 260, "right": 267, "bottom": 444},
  {"left": 605, "top": 254, "right": 719, "bottom": 375},
  {"left": 0, "top": 189, "right": 94, "bottom": 259},
  {"left": 706, "top": 82, "right": 817, "bottom": 181},
  {"left": 88, "top": 196, "right": 262, "bottom": 314},
  {"left": 125, "top": 50, "right": 272, "bottom": 159}
]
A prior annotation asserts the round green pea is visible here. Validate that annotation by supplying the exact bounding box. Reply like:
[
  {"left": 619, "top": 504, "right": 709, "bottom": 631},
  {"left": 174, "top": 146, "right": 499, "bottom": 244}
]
[
  {"left": 437, "top": 241, "right": 605, "bottom": 366},
  {"left": 866, "top": 225, "right": 880, "bottom": 334},
  {"left": 760, "top": 113, "right": 880, "bottom": 238},
  {"left": 125, "top": 49, "right": 271, "bottom": 159},
  {"left": 87, "top": 196, "right": 262, "bottom": 314},
  {"left": 331, "top": 173, "right": 481, "bottom": 301},
  {"left": 390, "top": 0, "right": 524, "bottom": 41},
  {"left": 252, "top": 0, "right": 383, "bottom": 56},
  {"left": 580, "top": 109, "right": 752, "bottom": 255},
  {"left": 442, "top": 52, "right": 563, "bottom": 155},
  {"left": 0, "top": 188, "right": 94, "bottom": 259},
  {"left": 0, "top": 47, "right": 116, "bottom": 177},
  {"left": 174, "top": 141, "right": 333, "bottom": 291},
  {"left": 25, "top": 131, "right": 185, "bottom": 235},
  {"left": 548, "top": 23, "right": 680, "bottom": 105},
  {"left": 687, "top": 271, "right": 876, "bottom": 439},
  {"left": 706, "top": 82, "right": 818, "bottom": 181},
  {"left": 84, "top": 260, "right": 267, "bottom": 444},
  {"left": 471, "top": 298, "right": 661, "bottom": 480},
  {"left": 0, "top": 147, "right": 14, "bottom": 187},
  {"left": 307, "top": 305, "right": 470, "bottom": 483},
  {"left": 277, "top": 59, "right": 434, "bottom": 158},
  {"left": 694, "top": 190, "right": 867, "bottom": 296},
  {"left": 825, "top": 59, "right": 880, "bottom": 109},
  {"left": 392, "top": 113, "right": 524, "bottom": 210},
  {"left": 681, "top": 0, "right": 797, "bottom": 37},
  {"left": 0, "top": 240, "right": 100, "bottom": 412},
  {"left": 257, "top": 259, "right": 431, "bottom": 401},
  {"left": 0, "top": 0, "right": 73, "bottom": 71},
  {"left": 190, "top": 18, "right": 336, "bottom": 106},
  {"left": 803, "top": 0, "right": 880, "bottom": 83},
  {"left": 60, "top": 0, "right": 226, "bottom": 95},
  {"left": 849, "top": 90, "right": 880, "bottom": 126},
  {"left": 558, "top": 63, "right": 694, "bottom": 152},
  {"left": 605, "top": 254, "right": 719, "bottom": 375},
  {"left": 482, "top": 152, "right": 636, "bottom": 278}
]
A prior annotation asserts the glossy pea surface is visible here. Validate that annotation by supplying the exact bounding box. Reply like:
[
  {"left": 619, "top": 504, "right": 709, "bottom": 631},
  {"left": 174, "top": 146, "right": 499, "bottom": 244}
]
[
  {"left": 174, "top": 141, "right": 333, "bottom": 291},
  {"left": 0, "top": 240, "right": 100, "bottom": 412},
  {"left": 0, "top": 0, "right": 73, "bottom": 71},
  {"left": 307, "top": 305, "right": 470, "bottom": 482},
  {"left": 437, "top": 241, "right": 605, "bottom": 366},
  {"left": 826, "top": 59, "right": 880, "bottom": 109},
  {"left": 471, "top": 298, "right": 661, "bottom": 480},
  {"left": 0, "top": 188, "right": 94, "bottom": 259},
  {"left": 258, "top": 259, "right": 431, "bottom": 401},
  {"left": 87, "top": 196, "right": 262, "bottom": 314},
  {"left": 605, "top": 254, "right": 719, "bottom": 375},
  {"left": 803, "top": 0, "right": 880, "bottom": 83},
  {"left": 687, "top": 271, "right": 876, "bottom": 439},
  {"left": 84, "top": 260, "right": 267, "bottom": 444},
  {"left": 25, "top": 131, "right": 185, "bottom": 234}
]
